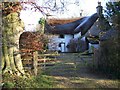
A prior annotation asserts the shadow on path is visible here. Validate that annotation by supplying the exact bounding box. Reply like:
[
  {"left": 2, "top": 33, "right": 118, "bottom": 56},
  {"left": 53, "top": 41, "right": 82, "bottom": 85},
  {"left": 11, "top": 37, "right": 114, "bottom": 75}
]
[{"left": 44, "top": 53, "right": 119, "bottom": 88}]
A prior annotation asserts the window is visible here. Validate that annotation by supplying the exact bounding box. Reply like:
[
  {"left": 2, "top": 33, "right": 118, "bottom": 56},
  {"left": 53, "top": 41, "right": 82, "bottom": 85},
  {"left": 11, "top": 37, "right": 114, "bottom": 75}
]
[{"left": 59, "top": 35, "right": 64, "bottom": 38}]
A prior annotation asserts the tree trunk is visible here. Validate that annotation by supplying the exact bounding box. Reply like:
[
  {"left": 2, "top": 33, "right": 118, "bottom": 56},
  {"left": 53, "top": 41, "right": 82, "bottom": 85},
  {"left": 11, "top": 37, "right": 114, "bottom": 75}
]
[
  {"left": 2, "top": 10, "right": 25, "bottom": 75},
  {"left": 2, "top": 27, "right": 25, "bottom": 75},
  {"left": 2, "top": 34, "right": 12, "bottom": 74},
  {"left": 2, "top": 54, "right": 5, "bottom": 70},
  {"left": 14, "top": 46, "right": 24, "bottom": 75},
  {"left": 8, "top": 47, "right": 18, "bottom": 73}
]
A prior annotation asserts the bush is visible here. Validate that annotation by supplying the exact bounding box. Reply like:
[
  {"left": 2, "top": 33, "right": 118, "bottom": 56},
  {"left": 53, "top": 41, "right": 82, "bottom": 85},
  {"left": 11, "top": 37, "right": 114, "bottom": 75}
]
[
  {"left": 92, "top": 1, "right": 120, "bottom": 79},
  {"left": 93, "top": 36, "right": 119, "bottom": 79}
]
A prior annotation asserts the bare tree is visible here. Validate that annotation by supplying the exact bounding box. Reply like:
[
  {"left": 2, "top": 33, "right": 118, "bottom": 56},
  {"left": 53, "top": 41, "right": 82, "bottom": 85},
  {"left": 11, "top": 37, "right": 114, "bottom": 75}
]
[{"left": 20, "top": 0, "right": 83, "bottom": 18}]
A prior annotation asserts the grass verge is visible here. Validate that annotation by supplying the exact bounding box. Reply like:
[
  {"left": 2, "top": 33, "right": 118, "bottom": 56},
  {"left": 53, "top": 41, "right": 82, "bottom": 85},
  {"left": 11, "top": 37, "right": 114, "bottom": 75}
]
[{"left": 2, "top": 72, "right": 55, "bottom": 88}]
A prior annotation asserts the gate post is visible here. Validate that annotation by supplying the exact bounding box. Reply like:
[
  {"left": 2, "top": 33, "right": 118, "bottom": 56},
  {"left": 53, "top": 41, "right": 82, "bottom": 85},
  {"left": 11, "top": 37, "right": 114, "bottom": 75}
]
[{"left": 32, "top": 51, "right": 38, "bottom": 75}]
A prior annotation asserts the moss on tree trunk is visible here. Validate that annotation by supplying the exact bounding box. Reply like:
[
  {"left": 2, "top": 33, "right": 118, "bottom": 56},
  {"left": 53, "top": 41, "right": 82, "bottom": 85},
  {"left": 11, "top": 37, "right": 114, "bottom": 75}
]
[{"left": 2, "top": 2, "right": 25, "bottom": 75}]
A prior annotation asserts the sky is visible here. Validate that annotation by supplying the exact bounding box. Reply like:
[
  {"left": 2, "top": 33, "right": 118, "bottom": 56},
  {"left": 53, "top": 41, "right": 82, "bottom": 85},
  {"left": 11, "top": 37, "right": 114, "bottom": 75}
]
[{"left": 20, "top": 0, "right": 109, "bottom": 31}]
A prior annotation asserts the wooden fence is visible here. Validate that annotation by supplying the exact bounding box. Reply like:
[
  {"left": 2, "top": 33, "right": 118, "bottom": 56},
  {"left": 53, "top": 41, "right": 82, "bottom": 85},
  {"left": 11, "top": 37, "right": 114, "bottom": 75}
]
[{"left": 22, "top": 51, "right": 60, "bottom": 75}]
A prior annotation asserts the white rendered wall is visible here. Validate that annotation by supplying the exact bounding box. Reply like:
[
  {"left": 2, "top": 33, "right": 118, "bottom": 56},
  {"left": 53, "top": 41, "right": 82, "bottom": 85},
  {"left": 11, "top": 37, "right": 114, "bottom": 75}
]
[
  {"left": 74, "top": 32, "right": 81, "bottom": 39},
  {"left": 48, "top": 34, "right": 73, "bottom": 52}
]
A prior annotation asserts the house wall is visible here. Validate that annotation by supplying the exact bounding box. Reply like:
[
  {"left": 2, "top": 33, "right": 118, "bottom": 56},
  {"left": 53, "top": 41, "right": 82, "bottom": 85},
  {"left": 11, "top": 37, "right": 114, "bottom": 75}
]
[
  {"left": 47, "top": 33, "right": 99, "bottom": 53},
  {"left": 47, "top": 32, "right": 83, "bottom": 53},
  {"left": 64, "top": 35, "right": 74, "bottom": 52},
  {"left": 47, "top": 34, "right": 73, "bottom": 52},
  {"left": 74, "top": 32, "right": 81, "bottom": 39}
]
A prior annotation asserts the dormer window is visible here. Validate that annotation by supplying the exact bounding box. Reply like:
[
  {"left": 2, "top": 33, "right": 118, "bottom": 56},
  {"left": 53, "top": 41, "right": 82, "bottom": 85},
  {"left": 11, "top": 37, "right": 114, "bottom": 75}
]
[{"left": 59, "top": 34, "right": 64, "bottom": 38}]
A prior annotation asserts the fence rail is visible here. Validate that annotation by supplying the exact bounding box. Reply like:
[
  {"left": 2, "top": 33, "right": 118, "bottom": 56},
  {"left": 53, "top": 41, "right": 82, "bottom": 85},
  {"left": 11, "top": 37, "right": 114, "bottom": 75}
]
[{"left": 22, "top": 52, "right": 60, "bottom": 72}]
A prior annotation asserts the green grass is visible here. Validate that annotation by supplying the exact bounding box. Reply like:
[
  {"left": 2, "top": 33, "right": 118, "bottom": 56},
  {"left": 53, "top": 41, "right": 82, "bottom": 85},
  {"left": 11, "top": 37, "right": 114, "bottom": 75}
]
[
  {"left": 42, "top": 53, "right": 119, "bottom": 88},
  {"left": 2, "top": 72, "right": 55, "bottom": 88},
  {"left": 2, "top": 53, "right": 120, "bottom": 88}
]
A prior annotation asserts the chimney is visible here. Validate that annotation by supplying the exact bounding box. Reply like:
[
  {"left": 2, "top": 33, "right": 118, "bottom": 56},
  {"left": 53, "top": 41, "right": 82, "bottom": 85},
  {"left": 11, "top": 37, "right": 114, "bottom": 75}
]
[{"left": 96, "top": 2, "right": 103, "bottom": 18}]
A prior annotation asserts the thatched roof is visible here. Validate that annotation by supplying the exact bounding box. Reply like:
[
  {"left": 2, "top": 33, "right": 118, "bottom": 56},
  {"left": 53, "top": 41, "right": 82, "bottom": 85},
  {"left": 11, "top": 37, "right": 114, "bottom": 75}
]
[
  {"left": 100, "top": 29, "right": 118, "bottom": 41},
  {"left": 74, "top": 13, "right": 98, "bottom": 35},
  {"left": 84, "top": 20, "right": 100, "bottom": 44},
  {"left": 85, "top": 17, "right": 112, "bottom": 43},
  {"left": 45, "top": 17, "right": 87, "bottom": 34},
  {"left": 85, "top": 20, "right": 101, "bottom": 37},
  {"left": 46, "top": 17, "right": 83, "bottom": 25},
  {"left": 45, "top": 13, "right": 99, "bottom": 35}
]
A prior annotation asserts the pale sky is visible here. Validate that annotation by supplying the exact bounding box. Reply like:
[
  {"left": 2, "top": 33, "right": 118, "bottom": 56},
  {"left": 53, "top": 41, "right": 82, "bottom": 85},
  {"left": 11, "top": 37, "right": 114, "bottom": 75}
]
[{"left": 20, "top": 0, "right": 108, "bottom": 31}]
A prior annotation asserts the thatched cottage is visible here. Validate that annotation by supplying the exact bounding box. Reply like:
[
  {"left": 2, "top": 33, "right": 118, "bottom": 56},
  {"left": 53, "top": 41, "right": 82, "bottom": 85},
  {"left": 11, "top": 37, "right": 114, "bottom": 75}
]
[
  {"left": 45, "top": 17, "right": 84, "bottom": 52},
  {"left": 44, "top": 13, "right": 99, "bottom": 53},
  {"left": 44, "top": 2, "right": 113, "bottom": 53}
]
